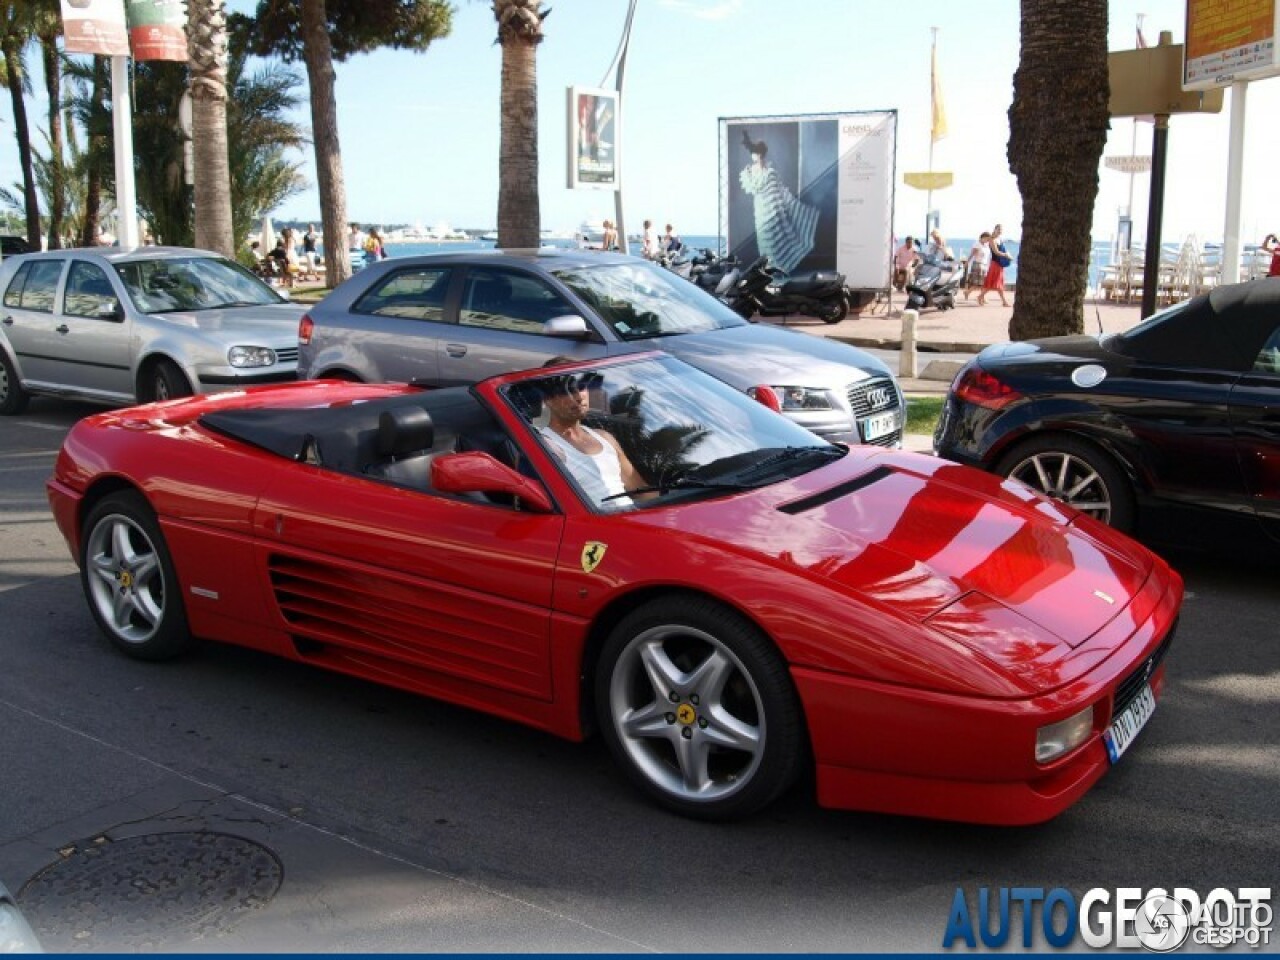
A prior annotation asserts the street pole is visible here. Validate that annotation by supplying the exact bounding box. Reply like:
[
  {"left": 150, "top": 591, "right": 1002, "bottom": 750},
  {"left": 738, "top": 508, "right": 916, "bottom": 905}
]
[
  {"left": 110, "top": 55, "right": 139, "bottom": 249},
  {"left": 1220, "top": 80, "right": 1248, "bottom": 283},
  {"left": 602, "top": 0, "right": 638, "bottom": 255},
  {"left": 1140, "top": 115, "right": 1169, "bottom": 319}
]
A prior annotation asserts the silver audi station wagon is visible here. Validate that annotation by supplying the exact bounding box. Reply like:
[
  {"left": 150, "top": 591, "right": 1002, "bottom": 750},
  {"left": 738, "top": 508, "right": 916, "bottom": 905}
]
[
  {"left": 298, "top": 250, "right": 903, "bottom": 446},
  {"left": 0, "top": 247, "right": 305, "bottom": 414}
]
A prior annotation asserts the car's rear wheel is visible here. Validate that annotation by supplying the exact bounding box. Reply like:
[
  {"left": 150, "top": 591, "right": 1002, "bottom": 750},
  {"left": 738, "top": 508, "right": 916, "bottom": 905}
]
[
  {"left": 80, "top": 491, "right": 193, "bottom": 661},
  {"left": 321, "top": 370, "right": 363, "bottom": 383},
  {"left": 0, "top": 349, "right": 29, "bottom": 415},
  {"left": 996, "top": 434, "right": 1135, "bottom": 532},
  {"left": 148, "top": 359, "right": 192, "bottom": 402},
  {"left": 596, "top": 596, "right": 804, "bottom": 820}
]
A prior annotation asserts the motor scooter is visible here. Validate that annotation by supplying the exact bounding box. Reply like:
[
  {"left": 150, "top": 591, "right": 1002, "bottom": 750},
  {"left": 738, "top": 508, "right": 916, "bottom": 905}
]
[
  {"left": 906, "top": 253, "right": 964, "bottom": 311},
  {"left": 725, "top": 256, "right": 849, "bottom": 324}
]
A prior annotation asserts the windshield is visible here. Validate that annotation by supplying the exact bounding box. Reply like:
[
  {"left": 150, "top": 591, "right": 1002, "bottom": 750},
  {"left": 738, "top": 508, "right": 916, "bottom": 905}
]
[
  {"left": 115, "top": 256, "right": 285, "bottom": 314},
  {"left": 502, "top": 355, "right": 842, "bottom": 512},
  {"left": 552, "top": 260, "right": 747, "bottom": 341}
]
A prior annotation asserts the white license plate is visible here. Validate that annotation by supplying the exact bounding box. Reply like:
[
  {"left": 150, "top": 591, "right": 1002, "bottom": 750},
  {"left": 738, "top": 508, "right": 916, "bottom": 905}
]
[
  {"left": 861, "top": 410, "right": 897, "bottom": 442},
  {"left": 1102, "top": 683, "right": 1156, "bottom": 763}
]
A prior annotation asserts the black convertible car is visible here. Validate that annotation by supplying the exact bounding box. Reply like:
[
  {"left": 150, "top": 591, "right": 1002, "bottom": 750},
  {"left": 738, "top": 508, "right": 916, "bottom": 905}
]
[{"left": 935, "top": 279, "right": 1280, "bottom": 548}]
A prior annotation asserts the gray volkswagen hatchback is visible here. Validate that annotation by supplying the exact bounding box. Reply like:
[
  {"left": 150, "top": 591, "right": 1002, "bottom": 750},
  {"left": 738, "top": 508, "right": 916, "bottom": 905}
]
[{"left": 298, "top": 250, "right": 903, "bottom": 446}]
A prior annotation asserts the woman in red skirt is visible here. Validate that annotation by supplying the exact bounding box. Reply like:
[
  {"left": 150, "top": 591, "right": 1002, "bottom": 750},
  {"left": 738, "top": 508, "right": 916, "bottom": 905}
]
[{"left": 977, "top": 224, "right": 1010, "bottom": 307}]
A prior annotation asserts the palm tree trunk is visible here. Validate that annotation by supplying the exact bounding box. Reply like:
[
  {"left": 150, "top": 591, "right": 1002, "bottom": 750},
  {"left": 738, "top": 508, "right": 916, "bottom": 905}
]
[
  {"left": 497, "top": 35, "right": 539, "bottom": 248},
  {"left": 187, "top": 0, "right": 235, "bottom": 257},
  {"left": 301, "top": 0, "right": 350, "bottom": 285},
  {"left": 2, "top": 35, "right": 41, "bottom": 249},
  {"left": 82, "top": 57, "right": 108, "bottom": 247},
  {"left": 40, "top": 28, "right": 63, "bottom": 249},
  {"left": 1007, "top": 0, "right": 1109, "bottom": 340}
]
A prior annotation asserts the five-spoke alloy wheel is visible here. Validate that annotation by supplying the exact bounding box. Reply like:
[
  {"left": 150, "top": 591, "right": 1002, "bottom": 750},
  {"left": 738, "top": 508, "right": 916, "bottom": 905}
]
[
  {"left": 80, "top": 492, "right": 192, "bottom": 660},
  {"left": 596, "top": 596, "right": 803, "bottom": 820}
]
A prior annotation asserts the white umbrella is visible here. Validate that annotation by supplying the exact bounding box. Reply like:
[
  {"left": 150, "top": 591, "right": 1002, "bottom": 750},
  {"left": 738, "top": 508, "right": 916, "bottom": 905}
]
[{"left": 260, "top": 215, "right": 276, "bottom": 251}]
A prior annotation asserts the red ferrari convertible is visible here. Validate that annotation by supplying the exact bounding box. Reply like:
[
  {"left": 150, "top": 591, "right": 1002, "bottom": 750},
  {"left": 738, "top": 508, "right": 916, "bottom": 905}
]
[{"left": 47, "top": 353, "right": 1182, "bottom": 823}]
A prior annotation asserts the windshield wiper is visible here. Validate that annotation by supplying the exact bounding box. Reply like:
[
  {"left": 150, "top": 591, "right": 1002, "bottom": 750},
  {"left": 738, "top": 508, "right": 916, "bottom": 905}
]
[
  {"left": 210, "top": 300, "right": 268, "bottom": 309},
  {"left": 728, "top": 445, "right": 845, "bottom": 479},
  {"left": 602, "top": 476, "right": 753, "bottom": 501}
]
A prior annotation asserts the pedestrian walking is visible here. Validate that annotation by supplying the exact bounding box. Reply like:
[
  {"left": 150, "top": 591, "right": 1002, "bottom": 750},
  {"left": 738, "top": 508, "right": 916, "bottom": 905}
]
[
  {"left": 977, "top": 225, "right": 1011, "bottom": 307},
  {"left": 963, "top": 231, "right": 991, "bottom": 300}
]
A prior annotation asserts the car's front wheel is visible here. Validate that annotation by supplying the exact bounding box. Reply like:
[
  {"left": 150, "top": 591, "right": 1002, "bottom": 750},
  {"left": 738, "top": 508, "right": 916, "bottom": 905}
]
[
  {"left": 596, "top": 596, "right": 804, "bottom": 820},
  {"left": 80, "top": 491, "right": 193, "bottom": 660},
  {"left": 996, "top": 434, "right": 1135, "bottom": 532},
  {"left": 148, "top": 359, "right": 192, "bottom": 402},
  {"left": 0, "top": 349, "right": 29, "bottom": 415}
]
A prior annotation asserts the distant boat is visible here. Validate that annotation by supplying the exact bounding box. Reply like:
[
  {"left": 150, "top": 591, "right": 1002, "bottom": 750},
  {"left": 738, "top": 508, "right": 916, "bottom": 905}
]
[
  {"left": 480, "top": 231, "right": 498, "bottom": 242},
  {"left": 576, "top": 219, "right": 606, "bottom": 250}
]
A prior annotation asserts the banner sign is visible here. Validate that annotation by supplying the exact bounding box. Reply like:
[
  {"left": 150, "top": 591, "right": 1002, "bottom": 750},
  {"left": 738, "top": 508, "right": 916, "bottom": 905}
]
[
  {"left": 126, "top": 0, "right": 187, "bottom": 61},
  {"left": 567, "top": 86, "right": 619, "bottom": 190},
  {"left": 60, "top": 0, "right": 130, "bottom": 57},
  {"left": 720, "top": 111, "right": 897, "bottom": 289},
  {"left": 1184, "top": 0, "right": 1279, "bottom": 89}
]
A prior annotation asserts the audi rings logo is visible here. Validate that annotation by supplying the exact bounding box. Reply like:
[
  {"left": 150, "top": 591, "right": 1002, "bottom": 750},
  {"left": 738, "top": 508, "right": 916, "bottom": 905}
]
[
  {"left": 1135, "top": 895, "right": 1192, "bottom": 952},
  {"left": 866, "top": 387, "right": 892, "bottom": 411}
]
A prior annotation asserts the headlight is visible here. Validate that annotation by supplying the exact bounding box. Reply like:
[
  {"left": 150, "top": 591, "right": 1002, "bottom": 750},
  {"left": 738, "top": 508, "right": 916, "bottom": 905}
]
[
  {"left": 1035, "top": 705, "right": 1094, "bottom": 763},
  {"left": 765, "top": 386, "right": 835, "bottom": 411},
  {"left": 228, "top": 346, "right": 277, "bottom": 368}
]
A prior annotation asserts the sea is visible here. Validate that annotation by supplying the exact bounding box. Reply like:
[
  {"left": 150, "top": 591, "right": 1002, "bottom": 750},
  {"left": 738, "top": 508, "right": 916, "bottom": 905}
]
[{"left": 352, "top": 234, "right": 1267, "bottom": 291}]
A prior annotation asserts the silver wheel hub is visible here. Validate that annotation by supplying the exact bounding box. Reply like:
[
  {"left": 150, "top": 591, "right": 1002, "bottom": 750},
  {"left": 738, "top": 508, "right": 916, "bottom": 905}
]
[
  {"left": 609, "top": 624, "right": 765, "bottom": 803},
  {"left": 86, "top": 514, "right": 165, "bottom": 643},
  {"left": 1010, "top": 451, "right": 1112, "bottom": 523}
]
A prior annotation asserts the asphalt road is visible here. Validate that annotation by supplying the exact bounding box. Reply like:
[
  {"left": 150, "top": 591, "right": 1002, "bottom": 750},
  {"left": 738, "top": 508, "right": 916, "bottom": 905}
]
[{"left": 1, "top": 397, "right": 1276, "bottom": 953}]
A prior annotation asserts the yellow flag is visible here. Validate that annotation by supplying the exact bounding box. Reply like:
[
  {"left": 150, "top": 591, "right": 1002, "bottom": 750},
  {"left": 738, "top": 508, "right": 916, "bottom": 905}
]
[{"left": 931, "top": 43, "right": 948, "bottom": 142}]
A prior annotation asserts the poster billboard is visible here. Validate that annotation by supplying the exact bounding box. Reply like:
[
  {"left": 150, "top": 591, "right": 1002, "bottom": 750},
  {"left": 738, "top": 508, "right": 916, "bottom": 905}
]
[
  {"left": 1184, "top": 0, "right": 1279, "bottom": 89},
  {"left": 719, "top": 111, "right": 896, "bottom": 289},
  {"left": 126, "top": 0, "right": 187, "bottom": 61},
  {"left": 567, "top": 86, "right": 619, "bottom": 190},
  {"left": 60, "top": 0, "right": 130, "bottom": 57}
]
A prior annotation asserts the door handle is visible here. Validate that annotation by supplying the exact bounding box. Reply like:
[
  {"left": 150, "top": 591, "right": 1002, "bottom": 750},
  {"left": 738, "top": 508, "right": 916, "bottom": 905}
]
[
  {"left": 445, "top": 343, "right": 467, "bottom": 358},
  {"left": 56, "top": 324, "right": 70, "bottom": 334},
  {"left": 0, "top": 315, "right": 11, "bottom": 325}
]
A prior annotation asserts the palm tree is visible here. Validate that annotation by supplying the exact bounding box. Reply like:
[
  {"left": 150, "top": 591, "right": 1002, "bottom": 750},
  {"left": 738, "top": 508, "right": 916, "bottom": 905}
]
[
  {"left": 1007, "top": 0, "right": 1110, "bottom": 340},
  {"left": 187, "top": 0, "right": 235, "bottom": 256},
  {"left": 493, "top": 0, "right": 547, "bottom": 249},
  {"left": 62, "top": 55, "right": 111, "bottom": 246},
  {"left": 0, "top": 2, "right": 41, "bottom": 248},
  {"left": 32, "top": 0, "right": 63, "bottom": 247},
  {"left": 236, "top": 0, "right": 453, "bottom": 286}
]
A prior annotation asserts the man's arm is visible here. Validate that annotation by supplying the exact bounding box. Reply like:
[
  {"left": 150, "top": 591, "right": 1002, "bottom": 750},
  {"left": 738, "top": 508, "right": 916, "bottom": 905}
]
[{"left": 600, "top": 431, "right": 655, "bottom": 501}]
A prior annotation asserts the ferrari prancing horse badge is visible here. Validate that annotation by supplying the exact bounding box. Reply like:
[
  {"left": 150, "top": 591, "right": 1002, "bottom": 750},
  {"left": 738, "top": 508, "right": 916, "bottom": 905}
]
[{"left": 581, "top": 541, "right": 608, "bottom": 573}]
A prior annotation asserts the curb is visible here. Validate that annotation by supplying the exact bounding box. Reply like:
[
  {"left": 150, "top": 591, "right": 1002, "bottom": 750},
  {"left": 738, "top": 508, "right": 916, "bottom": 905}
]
[{"left": 830, "top": 335, "right": 990, "bottom": 354}]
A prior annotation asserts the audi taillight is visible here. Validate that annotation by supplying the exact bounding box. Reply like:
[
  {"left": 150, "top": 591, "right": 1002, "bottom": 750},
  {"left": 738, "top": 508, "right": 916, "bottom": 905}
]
[
  {"left": 953, "top": 362, "right": 1022, "bottom": 410},
  {"left": 298, "top": 313, "right": 314, "bottom": 346}
]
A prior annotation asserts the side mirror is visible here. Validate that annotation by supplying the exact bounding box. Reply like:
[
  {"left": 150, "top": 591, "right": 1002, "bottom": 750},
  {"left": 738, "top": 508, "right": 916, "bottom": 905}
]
[
  {"left": 543, "top": 314, "right": 590, "bottom": 338},
  {"left": 430, "top": 451, "right": 555, "bottom": 513},
  {"left": 98, "top": 301, "right": 124, "bottom": 322}
]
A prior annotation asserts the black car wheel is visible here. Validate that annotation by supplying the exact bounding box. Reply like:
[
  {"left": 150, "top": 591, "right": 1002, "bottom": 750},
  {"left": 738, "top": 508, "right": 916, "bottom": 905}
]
[
  {"left": 80, "top": 491, "right": 193, "bottom": 660},
  {"left": 150, "top": 359, "right": 192, "bottom": 402},
  {"left": 0, "top": 349, "right": 29, "bottom": 415},
  {"left": 996, "top": 434, "right": 1135, "bottom": 532},
  {"left": 596, "top": 595, "right": 804, "bottom": 820}
]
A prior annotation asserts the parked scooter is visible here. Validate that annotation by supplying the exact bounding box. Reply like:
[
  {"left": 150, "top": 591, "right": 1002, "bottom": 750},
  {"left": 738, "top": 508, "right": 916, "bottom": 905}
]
[
  {"left": 687, "top": 249, "right": 739, "bottom": 295},
  {"left": 725, "top": 256, "right": 849, "bottom": 324},
  {"left": 905, "top": 253, "right": 964, "bottom": 311}
]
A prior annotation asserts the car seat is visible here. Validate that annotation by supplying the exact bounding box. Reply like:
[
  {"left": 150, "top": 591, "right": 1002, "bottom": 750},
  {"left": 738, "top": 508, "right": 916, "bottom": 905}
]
[{"left": 364, "top": 407, "right": 437, "bottom": 488}]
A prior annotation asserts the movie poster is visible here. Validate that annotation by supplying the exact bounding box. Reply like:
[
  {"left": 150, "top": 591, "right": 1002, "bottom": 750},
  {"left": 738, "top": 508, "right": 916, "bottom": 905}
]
[
  {"left": 720, "top": 111, "right": 896, "bottom": 289},
  {"left": 60, "top": 0, "right": 130, "bottom": 57},
  {"left": 126, "top": 0, "right": 187, "bottom": 61},
  {"left": 567, "top": 87, "right": 619, "bottom": 190}
]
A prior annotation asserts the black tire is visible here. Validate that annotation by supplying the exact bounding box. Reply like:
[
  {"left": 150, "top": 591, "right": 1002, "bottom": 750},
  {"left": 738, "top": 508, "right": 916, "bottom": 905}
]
[
  {"left": 80, "top": 491, "right": 193, "bottom": 661},
  {"left": 819, "top": 298, "right": 849, "bottom": 324},
  {"left": 148, "top": 358, "right": 192, "bottom": 402},
  {"left": 0, "top": 348, "right": 29, "bottom": 415},
  {"left": 995, "top": 433, "right": 1136, "bottom": 532},
  {"left": 321, "top": 369, "right": 363, "bottom": 383},
  {"left": 595, "top": 595, "right": 804, "bottom": 820}
]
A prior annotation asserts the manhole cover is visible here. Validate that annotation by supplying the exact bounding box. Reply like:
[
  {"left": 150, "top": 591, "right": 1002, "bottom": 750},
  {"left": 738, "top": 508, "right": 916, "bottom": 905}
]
[{"left": 19, "top": 831, "right": 282, "bottom": 952}]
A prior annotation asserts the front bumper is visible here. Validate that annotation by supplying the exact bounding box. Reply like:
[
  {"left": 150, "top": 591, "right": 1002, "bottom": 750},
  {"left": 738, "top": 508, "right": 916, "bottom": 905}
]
[
  {"left": 794, "top": 563, "right": 1182, "bottom": 825},
  {"left": 197, "top": 367, "right": 298, "bottom": 389}
]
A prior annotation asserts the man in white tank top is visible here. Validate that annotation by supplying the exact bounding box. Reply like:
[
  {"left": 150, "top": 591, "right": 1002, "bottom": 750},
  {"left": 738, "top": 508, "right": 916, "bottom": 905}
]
[{"left": 538, "top": 376, "right": 646, "bottom": 511}]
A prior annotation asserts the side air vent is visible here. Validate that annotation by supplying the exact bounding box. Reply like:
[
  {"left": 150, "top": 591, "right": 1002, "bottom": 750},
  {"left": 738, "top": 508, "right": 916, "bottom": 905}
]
[{"left": 777, "top": 466, "right": 894, "bottom": 515}]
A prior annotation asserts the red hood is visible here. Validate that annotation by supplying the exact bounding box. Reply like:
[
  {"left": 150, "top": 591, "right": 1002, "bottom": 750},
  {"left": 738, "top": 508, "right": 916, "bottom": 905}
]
[{"left": 663, "top": 448, "right": 1153, "bottom": 654}]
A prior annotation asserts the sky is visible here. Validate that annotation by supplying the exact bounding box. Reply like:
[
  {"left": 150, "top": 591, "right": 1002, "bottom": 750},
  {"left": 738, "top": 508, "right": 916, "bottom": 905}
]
[{"left": 3, "top": 0, "right": 1279, "bottom": 246}]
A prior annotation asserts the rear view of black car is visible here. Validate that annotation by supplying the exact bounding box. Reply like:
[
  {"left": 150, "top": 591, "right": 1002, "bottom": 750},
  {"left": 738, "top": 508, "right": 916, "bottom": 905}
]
[{"left": 934, "top": 278, "right": 1280, "bottom": 550}]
